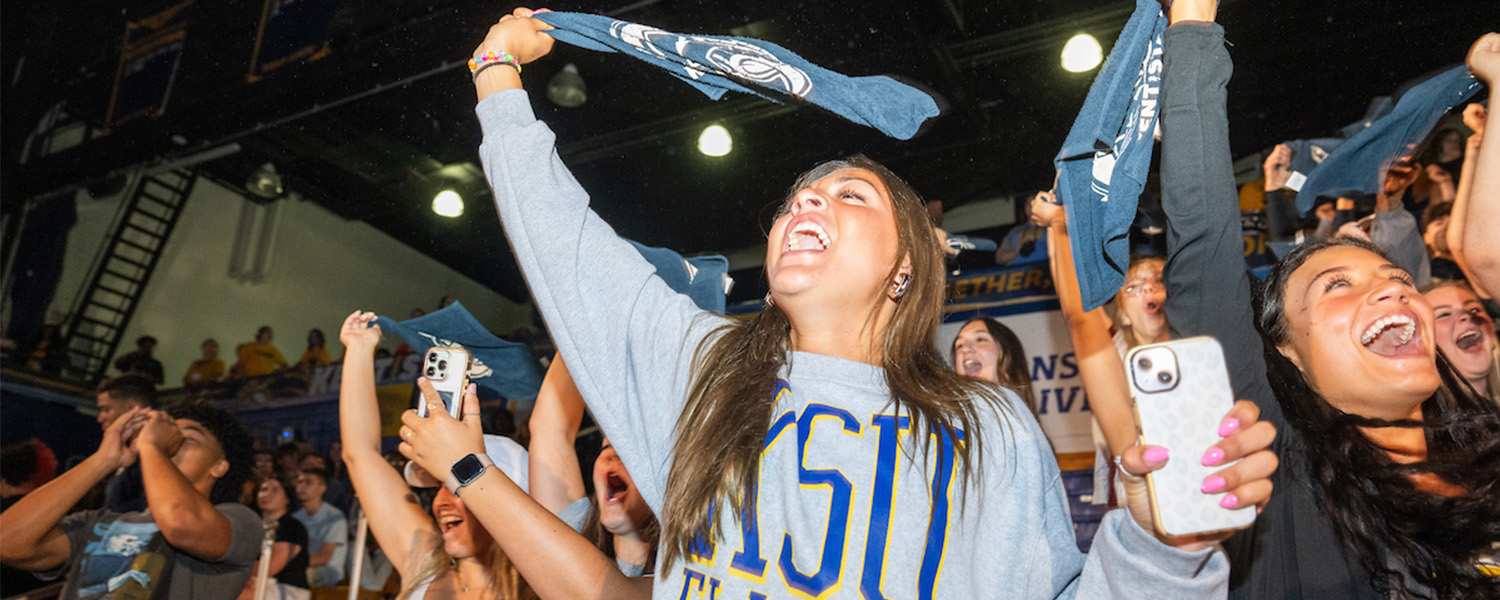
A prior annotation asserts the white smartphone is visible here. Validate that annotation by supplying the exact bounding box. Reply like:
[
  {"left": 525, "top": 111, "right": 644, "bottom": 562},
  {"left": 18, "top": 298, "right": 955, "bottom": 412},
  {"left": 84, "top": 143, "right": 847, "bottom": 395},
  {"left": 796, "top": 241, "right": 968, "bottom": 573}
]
[
  {"left": 1126, "top": 336, "right": 1256, "bottom": 538},
  {"left": 418, "top": 347, "right": 472, "bottom": 418}
]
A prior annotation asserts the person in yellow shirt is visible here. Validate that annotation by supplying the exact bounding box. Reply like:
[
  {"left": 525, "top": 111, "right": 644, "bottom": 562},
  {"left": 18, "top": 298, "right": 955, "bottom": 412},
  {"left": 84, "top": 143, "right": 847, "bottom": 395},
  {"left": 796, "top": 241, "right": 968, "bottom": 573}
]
[
  {"left": 295, "top": 328, "right": 332, "bottom": 373},
  {"left": 183, "top": 339, "right": 225, "bottom": 387},
  {"left": 233, "top": 326, "right": 287, "bottom": 378}
]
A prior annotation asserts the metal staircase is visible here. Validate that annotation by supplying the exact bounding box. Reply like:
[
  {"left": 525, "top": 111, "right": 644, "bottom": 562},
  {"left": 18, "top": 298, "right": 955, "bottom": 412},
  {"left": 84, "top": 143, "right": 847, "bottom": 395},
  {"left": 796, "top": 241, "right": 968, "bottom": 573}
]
[{"left": 62, "top": 169, "right": 197, "bottom": 381}]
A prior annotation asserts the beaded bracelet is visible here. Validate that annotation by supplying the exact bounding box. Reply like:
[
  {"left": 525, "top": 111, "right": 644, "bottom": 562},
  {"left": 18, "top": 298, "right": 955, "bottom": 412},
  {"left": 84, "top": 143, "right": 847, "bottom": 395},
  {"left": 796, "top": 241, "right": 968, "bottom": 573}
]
[{"left": 468, "top": 51, "right": 520, "bottom": 80}]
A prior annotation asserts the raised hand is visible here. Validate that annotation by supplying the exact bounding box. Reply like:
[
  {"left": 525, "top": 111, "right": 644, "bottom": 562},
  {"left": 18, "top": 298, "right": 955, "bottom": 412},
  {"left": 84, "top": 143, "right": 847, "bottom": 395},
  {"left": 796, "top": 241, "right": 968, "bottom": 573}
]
[
  {"left": 1465, "top": 32, "right": 1500, "bottom": 85},
  {"left": 1118, "top": 400, "right": 1278, "bottom": 550},
  {"left": 1028, "top": 190, "right": 1065, "bottom": 228},
  {"left": 1263, "top": 144, "right": 1292, "bottom": 192},
  {"left": 1463, "top": 103, "right": 1487, "bottom": 136},
  {"left": 98, "top": 407, "right": 151, "bottom": 470},
  {"left": 475, "top": 7, "right": 557, "bottom": 67},
  {"left": 399, "top": 380, "right": 487, "bottom": 483},
  {"left": 1383, "top": 161, "right": 1421, "bottom": 196},
  {"left": 136, "top": 410, "right": 185, "bottom": 457},
  {"left": 339, "top": 310, "right": 382, "bottom": 353}
]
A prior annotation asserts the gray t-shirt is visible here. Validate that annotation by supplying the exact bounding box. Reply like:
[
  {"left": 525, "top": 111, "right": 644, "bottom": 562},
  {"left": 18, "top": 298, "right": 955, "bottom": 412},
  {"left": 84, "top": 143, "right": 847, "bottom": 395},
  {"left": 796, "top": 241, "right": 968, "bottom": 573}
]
[{"left": 41, "top": 503, "right": 262, "bottom": 599}]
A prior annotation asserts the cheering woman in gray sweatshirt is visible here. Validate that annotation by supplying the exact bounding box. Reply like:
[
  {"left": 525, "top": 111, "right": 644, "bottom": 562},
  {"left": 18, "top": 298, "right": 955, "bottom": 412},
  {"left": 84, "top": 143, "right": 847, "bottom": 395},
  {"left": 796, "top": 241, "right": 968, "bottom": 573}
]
[{"left": 396, "top": 3, "right": 1278, "bottom": 599}]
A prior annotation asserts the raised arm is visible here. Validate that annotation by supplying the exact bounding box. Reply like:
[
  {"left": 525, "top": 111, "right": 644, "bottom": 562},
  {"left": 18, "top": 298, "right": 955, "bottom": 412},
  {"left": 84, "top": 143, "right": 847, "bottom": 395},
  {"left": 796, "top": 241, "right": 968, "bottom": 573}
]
[
  {"left": 1035, "top": 194, "right": 1136, "bottom": 456},
  {"left": 1464, "top": 34, "right": 1500, "bottom": 295},
  {"left": 400, "top": 379, "right": 653, "bottom": 600},
  {"left": 338, "top": 310, "right": 438, "bottom": 576},
  {"left": 0, "top": 408, "right": 149, "bottom": 570},
  {"left": 1447, "top": 123, "right": 1483, "bottom": 291},
  {"left": 471, "top": 9, "right": 725, "bottom": 514},
  {"left": 528, "top": 355, "right": 589, "bottom": 515},
  {"left": 135, "top": 410, "right": 236, "bottom": 560},
  {"left": 1156, "top": 14, "right": 1274, "bottom": 415},
  {"left": 1371, "top": 190, "right": 1433, "bottom": 287}
]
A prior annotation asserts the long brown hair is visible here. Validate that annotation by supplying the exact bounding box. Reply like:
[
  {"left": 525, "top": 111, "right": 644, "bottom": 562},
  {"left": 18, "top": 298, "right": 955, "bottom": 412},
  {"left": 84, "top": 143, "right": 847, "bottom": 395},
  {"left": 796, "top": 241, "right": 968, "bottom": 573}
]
[
  {"left": 951, "top": 316, "right": 1037, "bottom": 413},
  {"left": 659, "top": 155, "right": 1013, "bottom": 569}
]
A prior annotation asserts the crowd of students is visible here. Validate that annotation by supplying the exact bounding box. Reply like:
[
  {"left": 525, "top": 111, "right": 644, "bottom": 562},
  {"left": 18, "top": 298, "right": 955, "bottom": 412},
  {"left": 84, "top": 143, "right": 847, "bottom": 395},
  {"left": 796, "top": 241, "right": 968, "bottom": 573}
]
[{"left": 2, "top": 1, "right": 1499, "bottom": 599}]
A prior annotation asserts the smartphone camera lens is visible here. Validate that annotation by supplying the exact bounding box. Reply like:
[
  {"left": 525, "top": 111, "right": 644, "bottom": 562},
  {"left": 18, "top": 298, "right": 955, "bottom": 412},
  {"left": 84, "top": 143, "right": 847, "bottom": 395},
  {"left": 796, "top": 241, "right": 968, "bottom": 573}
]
[
  {"left": 1157, "top": 371, "right": 1173, "bottom": 384},
  {"left": 438, "top": 360, "right": 447, "bottom": 370},
  {"left": 426, "top": 367, "right": 436, "bottom": 376},
  {"left": 1138, "top": 357, "right": 1153, "bottom": 370},
  {"left": 428, "top": 354, "right": 438, "bottom": 363}
]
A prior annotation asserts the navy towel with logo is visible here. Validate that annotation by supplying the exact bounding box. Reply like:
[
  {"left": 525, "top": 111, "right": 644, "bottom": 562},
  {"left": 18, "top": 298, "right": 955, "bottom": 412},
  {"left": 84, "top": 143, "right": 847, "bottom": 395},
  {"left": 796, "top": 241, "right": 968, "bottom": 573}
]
[
  {"left": 1295, "top": 65, "right": 1481, "bottom": 215},
  {"left": 1282, "top": 137, "right": 1344, "bottom": 186},
  {"left": 375, "top": 301, "right": 545, "bottom": 401},
  {"left": 373, "top": 244, "right": 728, "bottom": 400},
  {"left": 1052, "top": 0, "right": 1167, "bottom": 311},
  {"left": 626, "top": 240, "right": 730, "bottom": 315},
  {"left": 532, "top": 11, "right": 941, "bottom": 140}
]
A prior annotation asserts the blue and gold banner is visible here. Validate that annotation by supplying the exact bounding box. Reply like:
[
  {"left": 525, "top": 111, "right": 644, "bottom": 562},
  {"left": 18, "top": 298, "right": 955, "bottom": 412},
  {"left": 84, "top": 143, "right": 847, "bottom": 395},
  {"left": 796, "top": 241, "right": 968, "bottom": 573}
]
[
  {"left": 246, "top": 0, "right": 339, "bottom": 82},
  {"left": 105, "top": 1, "right": 194, "bottom": 132},
  {"left": 945, "top": 263, "right": 1056, "bottom": 309}
]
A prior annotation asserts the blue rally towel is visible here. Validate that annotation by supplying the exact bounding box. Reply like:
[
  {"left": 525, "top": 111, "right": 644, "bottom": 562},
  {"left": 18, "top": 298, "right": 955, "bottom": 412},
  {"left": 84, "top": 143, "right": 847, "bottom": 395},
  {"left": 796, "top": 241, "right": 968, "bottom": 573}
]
[
  {"left": 627, "top": 240, "right": 730, "bottom": 314},
  {"left": 1283, "top": 137, "right": 1344, "bottom": 185},
  {"left": 1295, "top": 65, "right": 1481, "bottom": 215},
  {"left": 373, "top": 243, "right": 727, "bottom": 400},
  {"left": 1052, "top": 0, "right": 1167, "bottom": 311},
  {"left": 533, "top": 11, "right": 940, "bottom": 140},
  {"left": 374, "top": 301, "right": 545, "bottom": 401}
]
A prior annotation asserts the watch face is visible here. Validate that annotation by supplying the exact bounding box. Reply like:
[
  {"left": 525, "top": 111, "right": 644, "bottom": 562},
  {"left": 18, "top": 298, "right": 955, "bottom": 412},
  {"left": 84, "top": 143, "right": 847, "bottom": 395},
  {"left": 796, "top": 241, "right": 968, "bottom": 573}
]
[{"left": 453, "top": 454, "right": 485, "bottom": 484}]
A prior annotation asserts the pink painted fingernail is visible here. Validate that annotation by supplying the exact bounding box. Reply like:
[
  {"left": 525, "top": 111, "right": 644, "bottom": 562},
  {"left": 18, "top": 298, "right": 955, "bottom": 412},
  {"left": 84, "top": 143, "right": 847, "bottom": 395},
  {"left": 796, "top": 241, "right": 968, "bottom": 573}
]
[
  {"left": 1218, "top": 418, "right": 1241, "bottom": 437},
  {"left": 1202, "top": 447, "right": 1225, "bottom": 466},
  {"left": 1144, "top": 447, "right": 1170, "bottom": 463},
  {"left": 1219, "top": 493, "right": 1239, "bottom": 509},
  {"left": 1201, "top": 476, "right": 1226, "bottom": 493}
]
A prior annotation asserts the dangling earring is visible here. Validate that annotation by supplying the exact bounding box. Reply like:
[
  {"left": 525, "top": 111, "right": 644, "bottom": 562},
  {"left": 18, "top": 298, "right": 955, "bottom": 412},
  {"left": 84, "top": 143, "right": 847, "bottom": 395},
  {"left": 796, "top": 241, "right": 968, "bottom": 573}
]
[
  {"left": 892, "top": 275, "right": 910, "bottom": 300},
  {"left": 763, "top": 291, "right": 775, "bottom": 307}
]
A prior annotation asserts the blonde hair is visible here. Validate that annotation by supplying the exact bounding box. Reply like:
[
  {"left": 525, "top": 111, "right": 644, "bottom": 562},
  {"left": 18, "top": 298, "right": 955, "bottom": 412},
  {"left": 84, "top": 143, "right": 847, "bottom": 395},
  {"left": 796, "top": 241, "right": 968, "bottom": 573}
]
[
  {"left": 1113, "top": 256, "right": 1167, "bottom": 351},
  {"left": 396, "top": 542, "right": 532, "bottom": 600},
  {"left": 659, "top": 156, "right": 1012, "bottom": 569}
]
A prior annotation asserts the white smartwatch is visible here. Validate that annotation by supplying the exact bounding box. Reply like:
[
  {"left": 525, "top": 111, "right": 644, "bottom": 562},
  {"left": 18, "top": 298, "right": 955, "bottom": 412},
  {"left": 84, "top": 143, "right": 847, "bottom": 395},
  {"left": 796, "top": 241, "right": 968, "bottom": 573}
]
[{"left": 444, "top": 453, "right": 494, "bottom": 496}]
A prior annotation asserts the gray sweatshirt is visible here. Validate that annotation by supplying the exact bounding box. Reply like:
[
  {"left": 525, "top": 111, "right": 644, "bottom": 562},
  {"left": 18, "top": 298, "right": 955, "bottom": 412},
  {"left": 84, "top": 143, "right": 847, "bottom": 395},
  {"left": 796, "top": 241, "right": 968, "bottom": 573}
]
[{"left": 477, "top": 89, "right": 1226, "bottom": 599}]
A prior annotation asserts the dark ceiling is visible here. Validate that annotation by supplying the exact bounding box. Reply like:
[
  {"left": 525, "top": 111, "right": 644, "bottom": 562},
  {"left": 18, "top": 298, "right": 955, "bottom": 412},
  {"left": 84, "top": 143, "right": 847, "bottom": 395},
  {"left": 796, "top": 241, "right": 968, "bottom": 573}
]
[{"left": 4, "top": 0, "right": 1496, "bottom": 304}]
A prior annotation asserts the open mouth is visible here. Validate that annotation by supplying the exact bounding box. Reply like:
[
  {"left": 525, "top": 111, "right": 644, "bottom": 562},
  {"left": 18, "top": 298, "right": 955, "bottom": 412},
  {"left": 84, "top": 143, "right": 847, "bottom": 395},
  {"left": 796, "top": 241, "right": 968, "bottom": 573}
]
[
  {"left": 1144, "top": 300, "right": 1161, "bottom": 315},
  {"left": 604, "top": 472, "right": 629, "bottom": 504},
  {"left": 785, "top": 221, "right": 830, "bottom": 253},
  {"left": 1360, "top": 313, "right": 1419, "bottom": 357},
  {"left": 1454, "top": 329, "right": 1485, "bottom": 352},
  {"left": 438, "top": 515, "right": 464, "bottom": 532},
  {"left": 961, "top": 359, "right": 983, "bottom": 377}
]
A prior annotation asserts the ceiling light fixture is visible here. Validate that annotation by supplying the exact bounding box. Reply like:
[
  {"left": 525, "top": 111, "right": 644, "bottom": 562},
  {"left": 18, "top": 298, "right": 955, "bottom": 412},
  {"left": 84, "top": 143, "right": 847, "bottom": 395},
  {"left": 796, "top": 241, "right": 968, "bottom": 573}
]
[
  {"left": 432, "top": 190, "right": 464, "bottom": 218},
  {"left": 246, "top": 163, "right": 284, "bottom": 198},
  {"left": 698, "top": 124, "right": 732, "bottom": 157},
  {"left": 547, "top": 63, "right": 587, "bottom": 108},
  {"left": 1061, "top": 33, "right": 1104, "bottom": 73}
]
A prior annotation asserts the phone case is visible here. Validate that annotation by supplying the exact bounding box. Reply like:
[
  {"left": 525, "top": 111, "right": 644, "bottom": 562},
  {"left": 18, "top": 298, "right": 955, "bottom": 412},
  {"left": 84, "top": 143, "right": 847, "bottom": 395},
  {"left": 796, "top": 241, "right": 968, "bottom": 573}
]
[
  {"left": 418, "top": 347, "right": 472, "bottom": 418},
  {"left": 1127, "top": 336, "right": 1256, "bottom": 537}
]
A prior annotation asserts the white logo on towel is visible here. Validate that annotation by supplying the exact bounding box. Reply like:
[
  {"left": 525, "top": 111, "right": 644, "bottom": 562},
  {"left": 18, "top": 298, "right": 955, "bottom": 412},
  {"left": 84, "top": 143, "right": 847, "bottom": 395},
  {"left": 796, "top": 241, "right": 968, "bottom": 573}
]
[
  {"left": 1091, "top": 30, "right": 1164, "bottom": 203},
  {"left": 1311, "top": 145, "right": 1329, "bottom": 164},
  {"left": 609, "top": 21, "right": 813, "bottom": 98}
]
